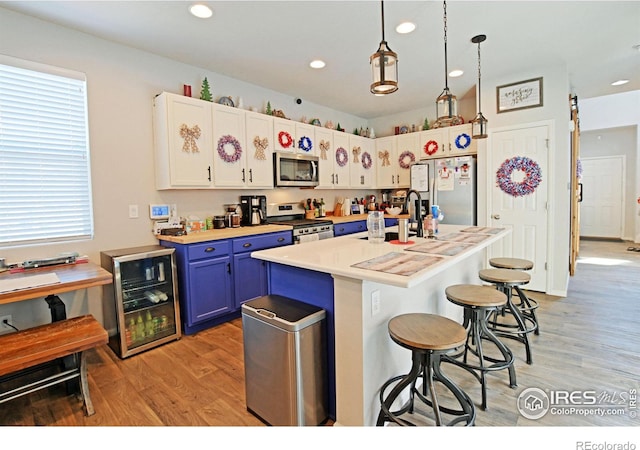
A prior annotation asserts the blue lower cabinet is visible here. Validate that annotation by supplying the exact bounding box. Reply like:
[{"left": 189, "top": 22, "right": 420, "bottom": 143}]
[
  {"left": 162, "top": 231, "right": 292, "bottom": 335},
  {"left": 385, "top": 218, "right": 398, "bottom": 227},
  {"left": 333, "top": 220, "right": 366, "bottom": 236}
]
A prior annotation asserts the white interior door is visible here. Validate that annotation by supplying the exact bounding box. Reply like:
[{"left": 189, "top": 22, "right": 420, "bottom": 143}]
[
  {"left": 579, "top": 156, "right": 624, "bottom": 238},
  {"left": 489, "top": 125, "right": 549, "bottom": 292}
]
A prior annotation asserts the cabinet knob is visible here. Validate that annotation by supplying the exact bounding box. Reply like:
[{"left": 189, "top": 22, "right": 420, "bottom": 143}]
[
  {"left": 277, "top": 237, "right": 285, "bottom": 242},
  {"left": 205, "top": 247, "right": 215, "bottom": 252},
  {"left": 243, "top": 243, "right": 252, "bottom": 248},
  {"left": 492, "top": 214, "right": 501, "bottom": 220}
]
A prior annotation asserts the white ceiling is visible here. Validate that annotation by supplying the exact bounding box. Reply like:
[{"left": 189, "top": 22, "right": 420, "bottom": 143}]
[{"left": 1, "top": 1, "right": 639, "bottom": 119}]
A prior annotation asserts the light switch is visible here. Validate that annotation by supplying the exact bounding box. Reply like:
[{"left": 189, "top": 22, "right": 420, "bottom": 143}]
[
  {"left": 371, "top": 290, "right": 381, "bottom": 316},
  {"left": 129, "top": 204, "right": 139, "bottom": 218}
]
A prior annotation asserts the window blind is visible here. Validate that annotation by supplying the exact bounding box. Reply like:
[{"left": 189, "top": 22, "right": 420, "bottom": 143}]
[{"left": 0, "top": 56, "right": 94, "bottom": 247}]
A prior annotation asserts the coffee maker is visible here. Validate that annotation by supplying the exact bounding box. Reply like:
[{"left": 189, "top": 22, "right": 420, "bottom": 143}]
[{"left": 240, "top": 195, "right": 267, "bottom": 226}]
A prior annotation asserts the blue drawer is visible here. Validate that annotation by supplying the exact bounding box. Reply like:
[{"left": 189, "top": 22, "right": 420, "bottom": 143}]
[
  {"left": 232, "top": 231, "right": 292, "bottom": 253},
  {"left": 187, "top": 240, "right": 231, "bottom": 261}
]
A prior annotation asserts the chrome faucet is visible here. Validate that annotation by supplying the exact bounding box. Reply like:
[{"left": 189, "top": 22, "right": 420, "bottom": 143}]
[{"left": 404, "top": 189, "right": 423, "bottom": 238}]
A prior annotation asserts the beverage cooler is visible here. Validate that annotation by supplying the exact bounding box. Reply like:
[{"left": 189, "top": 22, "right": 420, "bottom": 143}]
[{"left": 101, "top": 245, "right": 181, "bottom": 358}]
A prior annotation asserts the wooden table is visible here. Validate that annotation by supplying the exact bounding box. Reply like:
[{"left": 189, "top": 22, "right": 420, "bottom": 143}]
[{"left": 0, "top": 262, "right": 112, "bottom": 320}]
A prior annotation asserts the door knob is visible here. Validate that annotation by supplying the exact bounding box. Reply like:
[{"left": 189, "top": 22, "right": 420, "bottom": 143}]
[{"left": 492, "top": 214, "right": 501, "bottom": 220}]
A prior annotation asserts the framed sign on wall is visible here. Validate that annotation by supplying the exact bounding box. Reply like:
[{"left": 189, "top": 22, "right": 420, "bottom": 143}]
[{"left": 496, "top": 77, "right": 543, "bottom": 113}]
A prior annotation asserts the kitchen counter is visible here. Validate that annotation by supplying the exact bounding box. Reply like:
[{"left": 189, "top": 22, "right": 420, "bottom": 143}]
[
  {"left": 326, "top": 213, "right": 410, "bottom": 224},
  {"left": 251, "top": 224, "right": 511, "bottom": 426},
  {"left": 156, "top": 224, "right": 292, "bottom": 245}
]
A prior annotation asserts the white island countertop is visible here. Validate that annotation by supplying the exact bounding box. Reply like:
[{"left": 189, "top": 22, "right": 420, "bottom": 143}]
[{"left": 251, "top": 224, "right": 511, "bottom": 288}]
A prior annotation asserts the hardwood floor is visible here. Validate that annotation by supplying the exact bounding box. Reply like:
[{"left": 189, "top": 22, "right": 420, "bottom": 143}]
[{"left": 1, "top": 239, "right": 638, "bottom": 427}]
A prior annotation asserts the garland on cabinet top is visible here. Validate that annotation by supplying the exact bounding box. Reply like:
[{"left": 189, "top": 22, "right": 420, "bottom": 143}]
[
  {"left": 496, "top": 156, "right": 542, "bottom": 197},
  {"left": 180, "top": 124, "right": 201, "bottom": 153}
]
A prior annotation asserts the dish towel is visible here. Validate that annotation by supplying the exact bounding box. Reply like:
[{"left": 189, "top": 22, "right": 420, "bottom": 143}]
[{"left": 298, "top": 234, "right": 320, "bottom": 244}]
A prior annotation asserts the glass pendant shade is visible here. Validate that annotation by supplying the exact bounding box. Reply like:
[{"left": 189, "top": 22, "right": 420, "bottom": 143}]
[
  {"left": 370, "top": 42, "right": 398, "bottom": 94},
  {"left": 471, "top": 112, "right": 488, "bottom": 139},
  {"left": 435, "top": 88, "right": 461, "bottom": 127}
]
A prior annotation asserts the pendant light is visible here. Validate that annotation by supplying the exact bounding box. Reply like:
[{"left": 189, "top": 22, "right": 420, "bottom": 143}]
[
  {"left": 471, "top": 34, "right": 488, "bottom": 139},
  {"left": 370, "top": 1, "right": 398, "bottom": 95},
  {"left": 435, "top": 0, "right": 461, "bottom": 127}
]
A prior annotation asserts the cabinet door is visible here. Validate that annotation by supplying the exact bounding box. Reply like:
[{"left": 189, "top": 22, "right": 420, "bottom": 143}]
[
  {"left": 186, "top": 256, "right": 233, "bottom": 325},
  {"left": 154, "top": 92, "right": 213, "bottom": 189},
  {"left": 295, "top": 122, "right": 316, "bottom": 156},
  {"left": 396, "top": 133, "right": 417, "bottom": 187},
  {"left": 244, "top": 110, "right": 274, "bottom": 188},
  {"left": 349, "top": 135, "right": 375, "bottom": 188},
  {"left": 315, "top": 127, "right": 334, "bottom": 188},
  {"left": 211, "top": 104, "right": 247, "bottom": 187},
  {"left": 418, "top": 128, "right": 448, "bottom": 160},
  {"left": 233, "top": 252, "right": 268, "bottom": 308},
  {"left": 273, "top": 117, "right": 296, "bottom": 152},
  {"left": 376, "top": 136, "right": 397, "bottom": 189},
  {"left": 448, "top": 124, "right": 477, "bottom": 156},
  {"left": 333, "top": 131, "right": 350, "bottom": 188}
]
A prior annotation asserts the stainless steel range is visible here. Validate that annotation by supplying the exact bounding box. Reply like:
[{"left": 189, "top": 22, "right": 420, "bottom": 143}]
[{"left": 266, "top": 203, "right": 333, "bottom": 244}]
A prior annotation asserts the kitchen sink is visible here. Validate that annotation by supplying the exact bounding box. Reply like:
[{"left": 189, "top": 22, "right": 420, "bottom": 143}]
[{"left": 360, "top": 231, "right": 416, "bottom": 241}]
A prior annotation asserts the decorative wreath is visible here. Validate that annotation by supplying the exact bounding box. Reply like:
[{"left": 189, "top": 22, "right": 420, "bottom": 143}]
[
  {"left": 217, "top": 135, "right": 243, "bottom": 163},
  {"left": 455, "top": 133, "right": 471, "bottom": 150},
  {"left": 278, "top": 131, "right": 293, "bottom": 148},
  {"left": 361, "top": 151, "right": 372, "bottom": 170},
  {"left": 335, "top": 147, "right": 348, "bottom": 167},
  {"left": 398, "top": 151, "right": 416, "bottom": 169},
  {"left": 298, "top": 136, "right": 313, "bottom": 152},
  {"left": 424, "top": 140, "right": 439, "bottom": 156},
  {"left": 496, "top": 156, "right": 542, "bottom": 197}
]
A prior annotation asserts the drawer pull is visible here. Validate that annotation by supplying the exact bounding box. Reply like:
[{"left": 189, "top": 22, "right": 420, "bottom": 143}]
[
  {"left": 277, "top": 237, "right": 285, "bottom": 242},
  {"left": 205, "top": 247, "right": 215, "bottom": 252},
  {"left": 243, "top": 243, "right": 252, "bottom": 248}
]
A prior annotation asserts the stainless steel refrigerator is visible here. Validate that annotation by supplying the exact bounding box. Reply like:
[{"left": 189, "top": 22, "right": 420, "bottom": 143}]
[{"left": 410, "top": 156, "right": 477, "bottom": 225}]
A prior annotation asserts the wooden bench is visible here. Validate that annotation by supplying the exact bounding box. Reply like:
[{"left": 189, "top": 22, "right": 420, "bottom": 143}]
[{"left": 0, "top": 314, "right": 108, "bottom": 416}]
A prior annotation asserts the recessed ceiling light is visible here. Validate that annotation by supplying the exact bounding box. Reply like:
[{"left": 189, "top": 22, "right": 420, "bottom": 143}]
[
  {"left": 189, "top": 4, "right": 212, "bottom": 19},
  {"left": 396, "top": 22, "right": 416, "bottom": 34},
  {"left": 310, "top": 60, "right": 326, "bottom": 69},
  {"left": 611, "top": 79, "right": 629, "bottom": 86},
  {"left": 449, "top": 69, "right": 464, "bottom": 78}
]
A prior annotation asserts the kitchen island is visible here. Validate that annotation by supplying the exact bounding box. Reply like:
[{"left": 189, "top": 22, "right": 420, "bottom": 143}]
[{"left": 251, "top": 224, "right": 511, "bottom": 426}]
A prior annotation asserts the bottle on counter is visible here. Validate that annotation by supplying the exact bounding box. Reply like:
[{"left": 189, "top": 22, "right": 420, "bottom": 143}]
[{"left": 319, "top": 198, "right": 326, "bottom": 217}]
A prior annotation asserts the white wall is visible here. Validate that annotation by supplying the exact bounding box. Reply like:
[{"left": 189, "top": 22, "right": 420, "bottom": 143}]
[
  {"left": 0, "top": 8, "right": 375, "bottom": 332},
  {"left": 580, "top": 91, "right": 640, "bottom": 243}
]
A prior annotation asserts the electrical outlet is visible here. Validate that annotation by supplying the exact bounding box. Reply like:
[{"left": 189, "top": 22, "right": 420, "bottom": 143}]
[
  {"left": 371, "top": 290, "right": 380, "bottom": 316},
  {"left": 0, "top": 315, "right": 12, "bottom": 329}
]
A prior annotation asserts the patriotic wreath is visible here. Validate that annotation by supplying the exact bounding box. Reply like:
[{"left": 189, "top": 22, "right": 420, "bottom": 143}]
[
  {"left": 424, "top": 140, "right": 439, "bottom": 156},
  {"left": 335, "top": 147, "right": 348, "bottom": 167},
  {"left": 278, "top": 131, "right": 293, "bottom": 148},
  {"left": 455, "top": 133, "right": 471, "bottom": 150},
  {"left": 217, "top": 135, "right": 242, "bottom": 163},
  {"left": 398, "top": 151, "right": 415, "bottom": 169},
  {"left": 496, "top": 156, "right": 542, "bottom": 197},
  {"left": 361, "top": 151, "right": 372, "bottom": 170},
  {"left": 298, "top": 136, "right": 313, "bottom": 152}
]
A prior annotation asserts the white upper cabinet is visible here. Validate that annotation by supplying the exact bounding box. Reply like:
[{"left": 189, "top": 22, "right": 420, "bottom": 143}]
[
  {"left": 348, "top": 134, "right": 375, "bottom": 188},
  {"left": 243, "top": 110, "right": 274, "bottom": 188},
  {"left": 273, "top": 117, "right": 297, "bottom": 153},
  {"left": 211, "top": 103, "right": 247, "bottom": 187},
  {"left": 375, "top": 136, "right": 398, "bottom": 189},
  {"left": 394, "top": 133, "right": 417, "bottom": 187},
  {"left": 317, "top": 128, "right": 350, "bottom": 189},
  {"left": 418, "top": 124, "right": 477, "bottom": 159},
  {"left": 153, "top": 92, "right": 213, "bottom": 189}
]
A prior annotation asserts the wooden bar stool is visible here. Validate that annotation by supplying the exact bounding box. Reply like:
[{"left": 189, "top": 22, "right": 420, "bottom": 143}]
[
  {"left": 478, "top": 269, "right": 535, "bottom": 365},
  {"left": 489, "top": 258, "right": 540, "bottom": 335},
  {"left": 442, "top": 285, "right": 517, "bottom": 410},
  {"left": 377, "top": 313, "right": 475, "bottom": 426}
]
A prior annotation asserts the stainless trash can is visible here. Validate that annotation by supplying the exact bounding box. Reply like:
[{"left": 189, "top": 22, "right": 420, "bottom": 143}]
[{"left": 242, "top": 294, "right": 327, "bottom": 426}]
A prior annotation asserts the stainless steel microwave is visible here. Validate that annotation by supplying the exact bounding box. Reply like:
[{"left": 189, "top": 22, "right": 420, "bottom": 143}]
[{"left": 273, "top": 152, "right": 319, "bottom": 187}]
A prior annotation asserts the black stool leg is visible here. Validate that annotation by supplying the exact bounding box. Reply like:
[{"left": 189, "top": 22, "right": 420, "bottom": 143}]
[
  {"left": 479, "top": 313, "right": 517, "bottom": 388},
  {"left": 514, "top": 286, "right": 540, "bottom": 335},
  {"left": 504, "top": 285, "right": 533, "bottom": 364},
  {"left": 377, "top": 351, "right": 423, "bottom": 426}
]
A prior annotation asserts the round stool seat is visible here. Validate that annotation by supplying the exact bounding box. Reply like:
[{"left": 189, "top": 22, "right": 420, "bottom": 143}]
[
  {"left": 445, "top": 285, "right": 507, "bottom": 309},
  {"left": 479, "top": 268, "right": 530, "bottom": 285},
  {"left": 489, "top": 257, "right": 534, "bottom": 270},
  {"left": 389, "top": 313, "right": 467, "bottom": 352}
]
